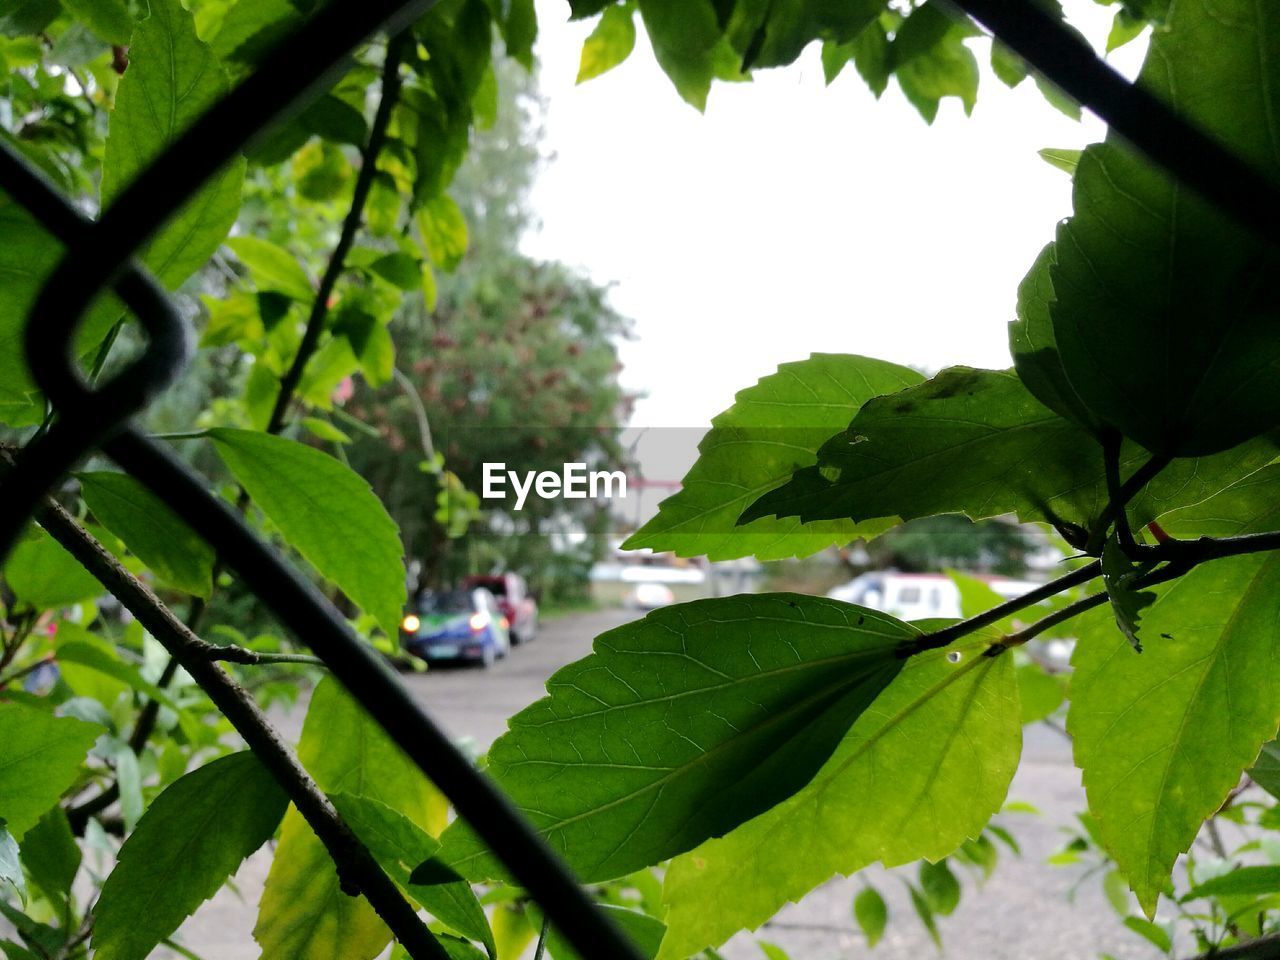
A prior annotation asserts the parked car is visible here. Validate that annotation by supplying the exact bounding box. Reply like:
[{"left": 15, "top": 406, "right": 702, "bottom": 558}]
[
  {"left": 462, "top": 573, "right": 539, "bottom": 644},
  {"left": 826, "top": 571, "right": 1042, "bottom": 621},
  {"left": 401, "top": 587, "right": 510, "bottom": 667},
  {"left": 627, "top": 582, "right": 675, "bottom": 610}
]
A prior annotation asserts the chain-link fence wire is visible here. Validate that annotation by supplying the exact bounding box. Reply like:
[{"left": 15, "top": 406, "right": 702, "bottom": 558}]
[{"left": 0, "top": 0, "right": 1275, "bottom": 957}]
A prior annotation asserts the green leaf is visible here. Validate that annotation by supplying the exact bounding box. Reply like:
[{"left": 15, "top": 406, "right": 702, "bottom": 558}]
[
  {"left": 209, "top": 429, "right": 406, "bottom": 637},
  {"left": 1069, "top": 550, "right": 1280, "bottom": 914},
  {"left": 853, "top": 886, "right": 887, "bottom": 947},
  {"left": 18, "top": 809, "right": 79, "bottom": 908},
  {"left": 543, "top": 904, "right": 665, "bottom": 960},
  {"left": 0, "top": 702, "right": 100, "bottom": 839},
  {"left": 301, "top": 417, "right": 352, "bottom": 445},
  {"left": 577, "top": 3, "right": 636, "bottom": 83},
  {"left": 1008, "top": 243, "right": 1097, "bottom": 430},
  {"left": 92, "top": 752, "right": 288, "bottom": 960},
  {"left": 657, "top": 643, "right": 1020, "bottom": 959},
  {"left": 636, "top": 0, "right": 733, "bottom": 111},
  {"left": 78, "top": 471, "right": 215, "bottom": 598},
  {"left": 441, "top": 595, "right": 914, "bottom": 883},
  {"left": 501, "top": 0, "right": 536, "bottom": 67},
  {"left": 1037, "top": 148, "right": 1080, "bottom": 175},
  {"left": 0, "top": 823, "right": 23, "bottom": 905},
  {"left": 0, "top": 201, "right": 62, "bottom": 403},
  {"left": 62, "top": 0, "right": 133, "bottom": 44},
  {"left": 724, "top": 0, "right": 882, "bottom": 72},
  {"left": 54, "top": 640, "right": 194, "bottom": 736},
  {"left": 300, "top": 94, "right": 369, "bottom": 147},
  {"left": 4, "top": 525, "right": 102, "bottom": 609},
  {"left": 1047, "top": 0, "right": 1280, "bottom": 456},
  {"left": 370, "top": 252, "right": 423, "bottom": 291},
  {"left": 1251, "top": 740, "right": 1280, "bottom": 800},
  {"left": 908, "top": 883, "right": 942, "bottom": 948},
  {"left": 256, "top": 677, "right": 445, "bottom": 960},
  {"left": 415, "top": 194, "right": 469, "bottom": 272},
  {"left": 919, "top": 859, "right": 960, "bottom": 916},
  {"left": 1156, "top": 462, "right": 1280, "bottom": 539},
  {"left": 226, "top": 236, "right": 314, "bottom": 302},
  {"left": 990, "top": 41, "right": 1028, "bottom": 87},
  {"left": 332, "top": 306, "right": 395, "bottom": 387},
  {"left": 1101, "top": 538, "right": 1155, "bottom": 652},
  {"left": 623, "top": 354, "right": 921, "bottom": 561},
  {"left": 1123, "top": 917, "right": 1172, "bottom": 954},
  {"left": 329, "top": 793, "right": 494, "bottom": 959},
  {"left": 1181, "top": 866, "right": 1280, "bottom": 903},
  {"left": 0, "top": 0, "right": 59, "bottom": 36},
  {"left": 743, "top": 367, "right": 1278, "bottom": 545},
  {"left": 99, "top": 0, "right": 245, "bottom": 332},
  {"left": 205, "top": 0, "right": 300, "bottom": 62},
  {"left": 1015, "top": 662, "right": 1066, "bottom": 725},
  {"left": 894, "top": 23, "right": 978, "bottom": 123},
  {"left": 295, "top": 140, "right": 352, "bottom": 202}
]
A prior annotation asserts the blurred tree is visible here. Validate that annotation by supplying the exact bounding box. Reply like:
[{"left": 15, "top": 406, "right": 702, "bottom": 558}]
[
  {"left": 343, "top": 57, "right": 635, "bottom": 598},
  {"left": 861, "top": 515, "right": 1040, "bottom": 577}
]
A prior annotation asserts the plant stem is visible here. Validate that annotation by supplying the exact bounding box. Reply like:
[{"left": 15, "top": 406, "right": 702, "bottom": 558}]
[
  {"left": 905, "top": 560, "right": 1101, "bottom": 655},
  {"left": 986, "top": 591, "right": 1110, "bottom": 654},
  {"left": 1088, "top": 433, "right": 1170, "bottom": 556},
  {"left": 69, "top": 32, "right": 408, "bottom": 828},
  {"left": 266, "top": 31, "right": 408, "bottom": 435},
  {"left": 533, "top": 917, "right": 550, "bottom": 960},
  {"left": 34, "top": 496, "right": 448, "bottom": 960}
]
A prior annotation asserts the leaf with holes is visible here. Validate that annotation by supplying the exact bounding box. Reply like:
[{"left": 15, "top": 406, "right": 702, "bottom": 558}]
[
  {"left": 624, "top": 354, "right": 921, "bottom": 561},
  {"left": 743, "top": 367, "right": 1277, "bottom": 544},
  {"left": 440, "top": 594, "right": 913, "bottom": 882}
]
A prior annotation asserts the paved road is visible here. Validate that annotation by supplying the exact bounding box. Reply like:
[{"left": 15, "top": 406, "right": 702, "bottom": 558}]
[{"left": 173, "top": 608, "right": 1153, "bottom": 960}]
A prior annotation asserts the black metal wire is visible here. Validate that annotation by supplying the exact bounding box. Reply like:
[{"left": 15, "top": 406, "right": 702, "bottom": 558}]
[
  {"left": 0, "top": 139, "right": 643, "bottom": 960},
  {"left": 0, "top": 1, "right": 1277, "bottom": 958},
  {"left": 944, "top": 0, "right": 1280, "bottom": 246},
  {"left": 0, "top": 0, "right": 643, "bottom": 954}
]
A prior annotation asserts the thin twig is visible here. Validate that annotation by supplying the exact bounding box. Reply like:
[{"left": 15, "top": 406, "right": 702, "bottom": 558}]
[
  {"left": 904, "top": 560, "right": 1101, "bottom": 655},
  {"left": 985, "top": 591, "right": 1110, "bottom": 654},
  {"left": 68, "top": 33, "right": 408, "bottom": 826},
  {"left": 266, "top": 31, "right": 409, "bottom": 434},
  {"left": 1088, "top": 433, "right": 1170, "bottom": 555},
  {"left": 393, "top": 366, "right": 435, "bottom": 460},
  {"left": 533, "top": 916, "right": 550, "bottom": 960},
  {"left": 33, "top": 497, "right": 447, "bottom": 959}
]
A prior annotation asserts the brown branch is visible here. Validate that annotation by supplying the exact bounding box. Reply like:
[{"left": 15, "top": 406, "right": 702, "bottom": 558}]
[
  {"left": 34, "top": 497, "right": 447, "bottom": 959},
  {"left": 902, "top": 559, "right": 1101, "bottom": 656}
]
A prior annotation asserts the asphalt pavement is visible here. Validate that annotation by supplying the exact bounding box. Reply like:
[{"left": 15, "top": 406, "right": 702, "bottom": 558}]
[{"left": 168, "top": 607, "right": 1154, "bottom": 960}]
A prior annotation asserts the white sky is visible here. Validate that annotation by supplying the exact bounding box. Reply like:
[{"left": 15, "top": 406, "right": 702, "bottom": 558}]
[{"left": 521, "top": 1, "right": 1148, "bottom": 439}]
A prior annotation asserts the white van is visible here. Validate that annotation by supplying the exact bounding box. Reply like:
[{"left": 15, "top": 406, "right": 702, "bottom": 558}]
[{"left": 826, "top": 572, "right": 1041, "bottom": 622}]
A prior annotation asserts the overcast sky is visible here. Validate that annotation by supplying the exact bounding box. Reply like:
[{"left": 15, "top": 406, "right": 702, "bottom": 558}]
[{"left": 521, "top": 1, "right": 1148, "bottom": 441}]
